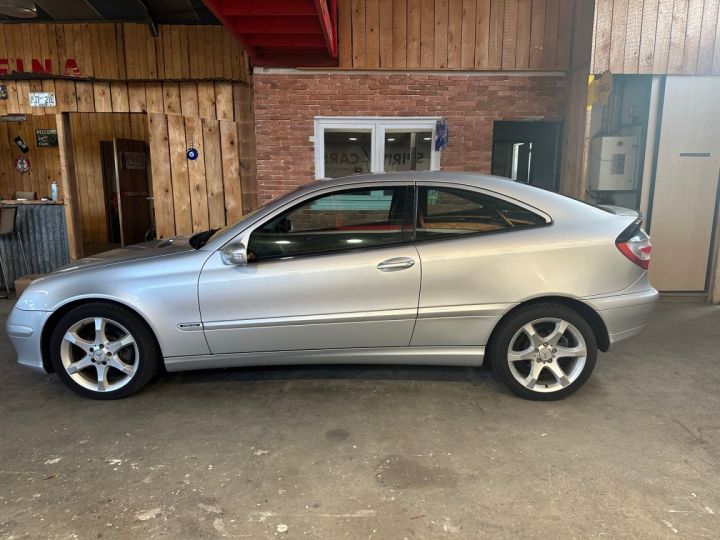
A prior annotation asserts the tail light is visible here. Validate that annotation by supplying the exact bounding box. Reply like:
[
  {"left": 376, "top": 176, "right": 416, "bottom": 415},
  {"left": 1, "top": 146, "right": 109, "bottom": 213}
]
[{"left": 616, "top": 217, "right": 652, "bottom": 269}]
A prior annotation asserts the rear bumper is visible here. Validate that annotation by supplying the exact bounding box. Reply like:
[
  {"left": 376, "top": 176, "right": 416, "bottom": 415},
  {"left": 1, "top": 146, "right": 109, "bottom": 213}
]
[
  {"left": 585, "top": 288, "right": 659, "bottom": 349},
  {"left": 6, "top": 307, "right": 51, "bottom": 373}
]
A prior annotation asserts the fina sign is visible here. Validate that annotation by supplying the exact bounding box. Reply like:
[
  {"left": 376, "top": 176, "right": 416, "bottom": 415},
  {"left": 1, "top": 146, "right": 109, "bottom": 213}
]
[{"left": 0, "top": 58, "right": 82, "bottom": 77}]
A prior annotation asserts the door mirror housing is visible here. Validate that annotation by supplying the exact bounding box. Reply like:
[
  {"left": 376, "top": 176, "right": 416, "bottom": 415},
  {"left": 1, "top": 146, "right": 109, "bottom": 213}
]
[{"left": 221, "top": 242, "right": 248, "bottom": 266}]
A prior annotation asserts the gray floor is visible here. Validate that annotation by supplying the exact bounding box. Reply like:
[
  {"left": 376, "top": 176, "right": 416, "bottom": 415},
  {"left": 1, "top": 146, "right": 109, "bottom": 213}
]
[{"left": 0, "top": 300, "right": 719, "bottom": 539}]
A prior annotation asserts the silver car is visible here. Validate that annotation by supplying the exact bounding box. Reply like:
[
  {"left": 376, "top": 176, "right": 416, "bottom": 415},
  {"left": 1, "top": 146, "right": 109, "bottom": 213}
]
[{"left": 6, "top": 172, "right": 658, "bottom": 400}]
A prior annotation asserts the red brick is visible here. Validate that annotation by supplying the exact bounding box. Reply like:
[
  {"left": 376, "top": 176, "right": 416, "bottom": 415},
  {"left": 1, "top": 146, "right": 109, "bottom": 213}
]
[{"left": 254, "top": 72, "right": 567, "bottom": 203}]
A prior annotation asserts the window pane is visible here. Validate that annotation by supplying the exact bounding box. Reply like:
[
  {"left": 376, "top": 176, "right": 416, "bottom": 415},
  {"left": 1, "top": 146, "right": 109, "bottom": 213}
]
[
  {"left": 323, "top": 131, "right": 372, "bottom": 178},
  {"left": 416, "top": 186, "right": 546, "bottom": 240},
  {"left": 248, "top": 187, "right": 410, "bottom": 260},
  {"left": 384, "top": 132, "right": 432, "bottom": 172}
]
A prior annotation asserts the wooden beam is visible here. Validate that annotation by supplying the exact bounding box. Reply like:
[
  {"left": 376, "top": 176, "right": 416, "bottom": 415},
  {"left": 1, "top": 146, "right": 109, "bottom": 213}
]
[
  {"left": 232, "top": 16, "right": 322, "bottom": 34},
  {"left": 55, "top": 113, "right": 83, "bottom": 260},
  {"left": 219, "top": 0, "right": 318, "bottom": 16}
]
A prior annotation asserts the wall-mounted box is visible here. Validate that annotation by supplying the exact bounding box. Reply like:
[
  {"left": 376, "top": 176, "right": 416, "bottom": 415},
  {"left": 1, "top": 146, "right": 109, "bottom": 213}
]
[{"left": 588, "top": 136, "right": 638, "bottom": 191}]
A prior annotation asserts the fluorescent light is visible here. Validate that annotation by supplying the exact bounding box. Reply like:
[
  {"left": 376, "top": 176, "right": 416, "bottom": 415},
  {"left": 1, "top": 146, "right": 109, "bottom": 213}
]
[
  {"left": 348, "top": 137, "right": 358, "bottom": 141},
  {"left": 386, "top": 138, "right": 396, "bottom": 142},
  {"left": 346, "top": 238, "right": 363, "bottom": 244},
  {"left": 275, "top": 240, "right": 291, "bottom": 245},
  {"left": 423, "top": 137, "right": 432, "bottom": 141}
]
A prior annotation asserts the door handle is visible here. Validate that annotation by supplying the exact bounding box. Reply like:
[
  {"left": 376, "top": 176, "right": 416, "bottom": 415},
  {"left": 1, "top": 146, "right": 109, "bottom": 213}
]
[{"left": 377, "top": 257, "right": 416, "bottom": 271}]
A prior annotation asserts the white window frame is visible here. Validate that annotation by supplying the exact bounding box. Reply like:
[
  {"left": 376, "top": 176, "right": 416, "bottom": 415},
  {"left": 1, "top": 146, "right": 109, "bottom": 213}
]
[{"left": 314, "top": 116, "right": 442, "bottom": 180}]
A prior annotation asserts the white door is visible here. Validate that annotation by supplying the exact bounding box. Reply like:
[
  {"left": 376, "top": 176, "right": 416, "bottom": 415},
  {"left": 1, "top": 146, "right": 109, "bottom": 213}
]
[{"left": 648, "top": 77, "right": 720, "bottom": 292}]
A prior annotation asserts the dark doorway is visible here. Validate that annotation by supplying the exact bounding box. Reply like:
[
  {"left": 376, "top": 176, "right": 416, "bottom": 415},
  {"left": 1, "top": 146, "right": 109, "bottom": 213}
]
[
  {"left": 491, "top": 121, "right": 563, "bottom": 191},
  {"left": 100, "top": 139, "right": 152, "bottom": 247}
]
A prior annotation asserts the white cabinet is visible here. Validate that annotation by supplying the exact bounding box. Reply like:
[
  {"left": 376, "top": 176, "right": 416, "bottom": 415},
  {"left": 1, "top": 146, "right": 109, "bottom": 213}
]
[{"left": 588, "top": 136, "right": 638, "bottom": 191}]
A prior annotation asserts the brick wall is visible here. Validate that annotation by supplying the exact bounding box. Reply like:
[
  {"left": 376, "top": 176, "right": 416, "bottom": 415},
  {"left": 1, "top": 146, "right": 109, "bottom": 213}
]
[{"left": 253, "top": 72, "right": 567, "bottom": 203}]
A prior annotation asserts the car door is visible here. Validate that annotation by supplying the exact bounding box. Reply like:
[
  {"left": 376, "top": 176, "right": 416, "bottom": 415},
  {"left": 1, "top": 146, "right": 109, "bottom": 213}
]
[
  {"left": 411, "top": 182, "right": 550, "bottom": 347},
  {"left": 198, "top": 183, "right": 420, "bottom": 354}
]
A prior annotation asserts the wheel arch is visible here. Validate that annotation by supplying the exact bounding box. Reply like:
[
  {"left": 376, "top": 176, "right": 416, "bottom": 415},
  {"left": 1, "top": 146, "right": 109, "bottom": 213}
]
[
  {"left": 487, "top": 296, "right": 610, "bottom": 356},
  {"left": 40, "top": 298, "right": 160, "bottom": 373}
]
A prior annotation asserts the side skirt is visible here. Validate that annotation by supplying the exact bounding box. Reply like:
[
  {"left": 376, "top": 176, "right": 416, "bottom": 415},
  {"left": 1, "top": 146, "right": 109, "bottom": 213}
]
[{"left": 164, "top": 346, "right": 486, "bottom": 372}]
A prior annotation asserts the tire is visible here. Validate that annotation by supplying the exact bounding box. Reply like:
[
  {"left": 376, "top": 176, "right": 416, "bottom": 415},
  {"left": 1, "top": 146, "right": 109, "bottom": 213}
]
[
  {"left": 489, "top": 303, "right": 597, "bottom": 401},
  {"left": 49, "top": 302, "right": 161, "bottom": 400}
]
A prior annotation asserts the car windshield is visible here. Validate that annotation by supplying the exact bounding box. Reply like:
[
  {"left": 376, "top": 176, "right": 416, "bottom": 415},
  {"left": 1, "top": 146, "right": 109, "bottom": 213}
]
[{"left": 187, "top": 196, "right": 283, "bottom": 249}]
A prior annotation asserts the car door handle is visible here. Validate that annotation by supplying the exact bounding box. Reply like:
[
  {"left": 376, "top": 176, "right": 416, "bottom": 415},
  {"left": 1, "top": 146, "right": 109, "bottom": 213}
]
[{"left": 377, "top": 257, "right": 416, "bottom": 271}]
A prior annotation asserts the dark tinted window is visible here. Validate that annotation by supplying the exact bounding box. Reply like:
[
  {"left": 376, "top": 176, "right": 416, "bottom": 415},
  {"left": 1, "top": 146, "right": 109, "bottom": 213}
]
[
  {"left": 416, "top": 186, "right": 546, "bottom": 241},
  {"left": 248, "top": 186, "right": 412, "bottom": 260}
]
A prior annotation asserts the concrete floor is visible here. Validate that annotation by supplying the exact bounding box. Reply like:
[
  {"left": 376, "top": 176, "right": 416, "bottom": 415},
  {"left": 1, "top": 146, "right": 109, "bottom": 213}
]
[{"left": 0, "top": 300, "right": 719, "bottom": 539}]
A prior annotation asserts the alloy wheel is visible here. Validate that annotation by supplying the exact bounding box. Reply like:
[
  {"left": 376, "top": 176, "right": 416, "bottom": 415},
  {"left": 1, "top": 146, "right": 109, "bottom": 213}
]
[
  {"left": 59, "top": 317, "right": 139, "bottom": 393},
  {"left": 506, "top": 317, "right": 588, "bottom": 393}
]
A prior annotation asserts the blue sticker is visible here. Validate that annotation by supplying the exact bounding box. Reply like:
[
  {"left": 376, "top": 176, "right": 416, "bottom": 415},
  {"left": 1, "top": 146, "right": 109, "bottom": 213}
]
[{"left": 186, "top": 147, "right": 199, "bottom": 160}]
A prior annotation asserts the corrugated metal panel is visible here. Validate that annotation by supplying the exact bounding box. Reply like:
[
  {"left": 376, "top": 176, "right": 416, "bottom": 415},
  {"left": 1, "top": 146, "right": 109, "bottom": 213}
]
[{"left": 0, "top": 205, "right": 70, "bottom": 290}]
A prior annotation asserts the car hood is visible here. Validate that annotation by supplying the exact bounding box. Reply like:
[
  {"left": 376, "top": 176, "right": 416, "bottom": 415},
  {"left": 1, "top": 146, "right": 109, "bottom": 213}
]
[{"left": 54, "top": 237, "right": 195, "bottom": 274}]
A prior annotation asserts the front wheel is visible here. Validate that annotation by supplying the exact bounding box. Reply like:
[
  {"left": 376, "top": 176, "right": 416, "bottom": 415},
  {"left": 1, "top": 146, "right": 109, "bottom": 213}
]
[
  {"left": 49, "top": 302, "right": 161, "bottom": 399},
  {"left": 489, "top": 304, "right": 598, "bottom": 400}
]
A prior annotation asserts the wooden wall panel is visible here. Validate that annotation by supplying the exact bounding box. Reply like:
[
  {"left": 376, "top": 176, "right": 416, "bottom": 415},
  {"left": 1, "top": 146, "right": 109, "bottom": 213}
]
[
  {"left": 0, "top": 23, "right": 248, "bottom": 82},
  {"left": 0, "top": 81, "right": 239, "bottom": 121},
  {"left": 0, "top": 115, "right": 61, "bottom": 200},
  {"left": 338, "top": 0, "right": 574, "bottom": 70},
  {"left": 146, "top": 113, "right": 245, "bottom": 239},
  {"left": 66, "top": 112, "right": 149, "bottom": 249},
  {"left": 592, "top": 0, "right": 720, "bottom": 74}
]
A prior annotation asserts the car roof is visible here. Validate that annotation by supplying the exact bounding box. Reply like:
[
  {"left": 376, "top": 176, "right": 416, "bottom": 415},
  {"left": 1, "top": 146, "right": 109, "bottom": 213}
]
[{"left": 300, "top": 171, "right": 590, "bottom": 216}]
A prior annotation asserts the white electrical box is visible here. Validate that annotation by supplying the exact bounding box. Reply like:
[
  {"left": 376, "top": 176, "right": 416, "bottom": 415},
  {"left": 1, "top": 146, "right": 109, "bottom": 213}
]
[{"left": 588, "top": 136, "right": 638, "bottom": 191}]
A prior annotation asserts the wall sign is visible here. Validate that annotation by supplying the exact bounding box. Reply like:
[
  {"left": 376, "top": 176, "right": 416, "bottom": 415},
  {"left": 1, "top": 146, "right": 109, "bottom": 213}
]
[
  {"left": 1, "top": 114, "right": 27, "bottom": 122},
  {"left": 36, "top": 128, "right": 58, "bottom": 147},
  {"left": 14, "top": 155, "right": 31, "bottom": 174},
  {"left": 28, "top": 92, "right": 56, "bottom": 107},
  {"left": 0, "top": 58, "right": 81, "bottom": 77},
  {"left": 122, "top": 151, "right": 147, "bottom": 170}
]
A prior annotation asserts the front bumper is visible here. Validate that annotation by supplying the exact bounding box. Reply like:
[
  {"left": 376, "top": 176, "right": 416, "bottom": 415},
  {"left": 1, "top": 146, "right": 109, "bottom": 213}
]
[
  {"left": 585, "top": 287, "right": 659, "bottom": 348},
  {"left": 6, "top": 306, "right": 52, "bottom": 373}
]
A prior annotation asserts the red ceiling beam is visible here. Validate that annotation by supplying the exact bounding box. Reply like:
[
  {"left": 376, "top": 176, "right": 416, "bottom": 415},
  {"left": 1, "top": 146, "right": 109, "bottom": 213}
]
[
  {"left": 244, "top": 34, "right": 327, "bottom": 48},
  {"left": 314, "top": 0, "right": 337, "bottom": 58},
  {"left": 201, "top": 0, "right": 338, "bottom": 67},
  {"left": 232, "top": 15, "right": 321, "bottom": 34},
  {"left": 218, "top": 0, "right": 317, "bottom": 16}
]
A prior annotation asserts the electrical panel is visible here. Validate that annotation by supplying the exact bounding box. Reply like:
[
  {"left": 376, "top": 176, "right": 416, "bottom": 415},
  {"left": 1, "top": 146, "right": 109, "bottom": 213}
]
[{"left": 588, "top": 136, "right": 638, "bottom": 191}]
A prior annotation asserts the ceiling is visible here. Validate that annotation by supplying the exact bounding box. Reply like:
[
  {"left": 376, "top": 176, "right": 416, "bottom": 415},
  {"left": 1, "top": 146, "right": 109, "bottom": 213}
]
[
  {"left": 201, "top": 0, "right": 338, "bottom": 67},
  {"left": 0, "top": 0, "right": 219, "bottom": 24}
]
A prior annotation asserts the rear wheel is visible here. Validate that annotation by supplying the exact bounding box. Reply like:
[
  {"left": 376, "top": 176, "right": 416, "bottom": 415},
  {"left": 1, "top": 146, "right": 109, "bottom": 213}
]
[
  {"left": 489, "top": 304, "right": 597, "bottom": 400},
  {"left": 49, "top": 302, "right": 160, "bottom": 399}
]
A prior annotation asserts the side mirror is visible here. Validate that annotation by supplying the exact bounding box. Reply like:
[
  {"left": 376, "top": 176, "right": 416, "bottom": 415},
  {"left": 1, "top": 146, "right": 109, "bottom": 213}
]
[{"left": 220, "top": 242, "right": 248, "bottom": 266}]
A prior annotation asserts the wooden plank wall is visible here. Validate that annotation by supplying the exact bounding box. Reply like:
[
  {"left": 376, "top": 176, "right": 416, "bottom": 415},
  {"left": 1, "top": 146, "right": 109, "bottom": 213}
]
[
  {"left": 592, "top": 0, "right": 720, "bottom": 74},
  {"left": 338, "top": 0, "right": 575, "bottom": 70},
  {"left": 149, "top": 114, "right": 243, "bottom": 239},
  {"left": 0, "top": 23, "right": 247, "bottom": 81},
  {"left": 559, "top": 0, "right": 596, "bottom": 199},
  {"left": 0, "top": 80, "right": 240, "bottom": 119},
  {"left": 0, "top": 115, "right": 60, "bottom": 199},
  {"left": 67, "top": 113, "right": 148, "bottom": 249}
]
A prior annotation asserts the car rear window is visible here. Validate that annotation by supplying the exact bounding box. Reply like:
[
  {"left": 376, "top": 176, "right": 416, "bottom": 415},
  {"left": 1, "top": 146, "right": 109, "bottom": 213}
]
[{"left": 416, "top": 186, "right": 547, "bottom": 240}]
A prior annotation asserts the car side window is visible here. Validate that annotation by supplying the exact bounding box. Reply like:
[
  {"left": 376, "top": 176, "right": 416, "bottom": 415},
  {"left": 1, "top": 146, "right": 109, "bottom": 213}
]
[
  {"left": 247, "top": 186, "right": 412, "bottom": 261},
  {"left": 416, "top": 186, "right": 546, "bottom": 241}
]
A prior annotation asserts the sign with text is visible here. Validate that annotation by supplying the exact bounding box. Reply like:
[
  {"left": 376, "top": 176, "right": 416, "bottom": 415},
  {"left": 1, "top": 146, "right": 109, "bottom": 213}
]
[
  {"left": 35, "top": 128, "right": 58, "bottom": 147},
  {"left": 28, "top": 92, "right": 56, "bottom": 107},
  {"left": 0, "top": 58, "right": 81, "bottom": 77},
  {"left": 122, "top": 151, "right": 147, "bottom": 170}
]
